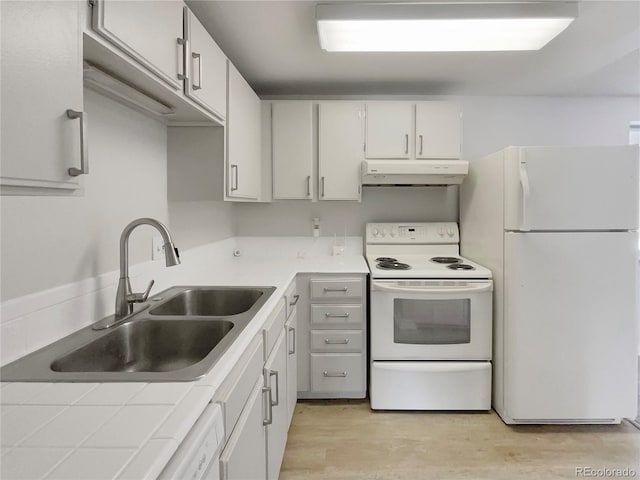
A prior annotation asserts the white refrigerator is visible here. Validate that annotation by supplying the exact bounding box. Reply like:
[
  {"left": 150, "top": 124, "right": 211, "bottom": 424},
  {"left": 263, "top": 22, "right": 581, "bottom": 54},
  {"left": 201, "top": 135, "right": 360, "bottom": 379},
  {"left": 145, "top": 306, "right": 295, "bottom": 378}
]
[{"left": 461, "top": 145, "right": 639, "bottom": 424}]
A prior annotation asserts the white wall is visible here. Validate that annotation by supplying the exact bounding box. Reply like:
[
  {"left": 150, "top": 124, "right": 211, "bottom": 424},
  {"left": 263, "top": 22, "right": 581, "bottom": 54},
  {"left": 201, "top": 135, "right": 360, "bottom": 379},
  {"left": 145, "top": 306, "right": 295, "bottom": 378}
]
[
  {"left": 167, "top": 126, "right": 234, "bottom": 250},
  {"left": 234, "top": 187, "right": 458, "bottom": 236},
  {"left": 235, "top": 95, "right": 639, "bottom": 236}
]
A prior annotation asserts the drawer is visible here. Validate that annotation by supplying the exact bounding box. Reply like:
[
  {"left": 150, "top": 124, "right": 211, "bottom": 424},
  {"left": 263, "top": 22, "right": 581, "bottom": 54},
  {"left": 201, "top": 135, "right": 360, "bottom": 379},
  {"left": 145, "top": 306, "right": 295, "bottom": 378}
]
[
  {"left": 310, "top": 304, "right": 363, "bottom": 329},
  {"left": 284, "top": 279, "right": 299, "bottom": 320},
  {"left": 310, "top": 330, "right": 363, "bottom": 353},
  {"left": 310, "top": 278, "right": 363, "bottom": 300},
  {"left": 310, "top": 354, "right": 364, "bottom": 393},
  {"left": 214, "top": 334, "right": 263, "bottom": 440},
  {"left": 263, "top": 298, "right": 286, "bottom": 361}
]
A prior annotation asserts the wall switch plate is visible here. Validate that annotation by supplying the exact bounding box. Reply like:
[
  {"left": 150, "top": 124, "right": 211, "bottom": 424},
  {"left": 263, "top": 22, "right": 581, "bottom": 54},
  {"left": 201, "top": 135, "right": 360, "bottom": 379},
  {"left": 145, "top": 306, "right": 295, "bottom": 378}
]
[{"left": 152, "top": 236, "right": 164, "bottom": 261}]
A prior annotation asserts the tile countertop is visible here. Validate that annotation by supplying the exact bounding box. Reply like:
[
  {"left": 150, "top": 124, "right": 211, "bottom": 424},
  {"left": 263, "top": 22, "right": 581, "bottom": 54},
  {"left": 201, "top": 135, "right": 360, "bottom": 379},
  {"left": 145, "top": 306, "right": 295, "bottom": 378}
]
[{"left": 0, "top": 247, "right": 369, "bottom": 480}]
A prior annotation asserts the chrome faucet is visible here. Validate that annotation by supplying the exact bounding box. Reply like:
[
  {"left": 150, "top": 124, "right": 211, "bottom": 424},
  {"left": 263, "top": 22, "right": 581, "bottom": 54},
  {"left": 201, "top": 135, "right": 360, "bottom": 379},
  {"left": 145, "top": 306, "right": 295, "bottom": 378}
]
[{"left": 114, "top": 218, "right": 180, "bottom": 320}]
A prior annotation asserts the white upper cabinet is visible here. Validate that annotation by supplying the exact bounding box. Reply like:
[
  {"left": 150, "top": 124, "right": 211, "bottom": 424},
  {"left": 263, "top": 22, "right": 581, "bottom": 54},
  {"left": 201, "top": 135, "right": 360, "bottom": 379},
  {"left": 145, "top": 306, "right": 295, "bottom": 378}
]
[
  {"left": 318, "top": 102, "right": 364, "bottom": 201},
  {"left": 272, "top": 102, "right": 313, "bottom": 200},
  {"left": 365, "top": 102, "right": 413, "bottom": 159},
  {"left": 184, "top": 8, "right": 227, "bottom": 120},
  {"left": 227, "top": 62, "right": 261, "bottom": 200},
  {"left": 1, "top": 0, "right": 83, "bottom": 194},
  {"left": 92, "top": 0, "right": 186, "bottom": 91},
  {"left": 415, "top": 101, "right": 462, "bottom": 159}
]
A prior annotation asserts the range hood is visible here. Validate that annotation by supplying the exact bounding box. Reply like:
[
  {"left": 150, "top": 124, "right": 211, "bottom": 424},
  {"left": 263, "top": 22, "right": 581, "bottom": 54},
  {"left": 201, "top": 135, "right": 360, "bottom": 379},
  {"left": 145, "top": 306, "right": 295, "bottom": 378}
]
[{"left": 361, "top": 160, "right": 469, "bottom": 186}]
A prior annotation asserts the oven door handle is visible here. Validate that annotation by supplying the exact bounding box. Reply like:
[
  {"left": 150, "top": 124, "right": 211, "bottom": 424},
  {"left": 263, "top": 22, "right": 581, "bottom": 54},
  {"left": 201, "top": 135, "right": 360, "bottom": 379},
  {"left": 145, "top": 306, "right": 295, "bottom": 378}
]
[{"left": 372, "top": 281, "right": 493, "bottom": 294}]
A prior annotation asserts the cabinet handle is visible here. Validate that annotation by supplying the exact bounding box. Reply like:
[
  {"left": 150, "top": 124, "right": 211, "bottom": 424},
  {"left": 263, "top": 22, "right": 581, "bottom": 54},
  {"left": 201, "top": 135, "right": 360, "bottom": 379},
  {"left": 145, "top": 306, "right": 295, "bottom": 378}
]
[
  {"left": 67, "top": 110, "right": 89, "bottom": 177},
  {"left": 192, "top": 52, "right": 202, "bottom": 90},
  {"left": 324, "top": 339, "right": 349, "bottom": 345},
  {"left": 419, "top": 134, "right": 424, "bottom": 155},
  {"left": 323, "top": 287, "right": 347, "bottom": 292},
  {"left": 230, "top": 164, "right": 238, "bottom": 191},
  {"left": 306, "top": 175, "right": 311, "bottom": 197},
  {"left": 289, "top": 326, "right": 296, "bottom": 354},
  {"left": 323, "top": 371, "right": 347, "bottom": 378},
  {"left": 262, "top": 386, "right": 273, "bottom": 425},
  {"left": 176, "top": 38, "right": 187, "bottom": 80},
  {"left": 289, "top": 294, "right": 300, "bottom": 306},
  {"left": 269, "top": 370, "right": 279, "bottom": 406},
  {"left": 321, "top": 176, "right": 325, "bottom": 197},
  {"left": 404, "top": 133, "right": 409, "bottom": 154},
  {"left": 325, "top": 313, "right": 350, "bottom": 318}
]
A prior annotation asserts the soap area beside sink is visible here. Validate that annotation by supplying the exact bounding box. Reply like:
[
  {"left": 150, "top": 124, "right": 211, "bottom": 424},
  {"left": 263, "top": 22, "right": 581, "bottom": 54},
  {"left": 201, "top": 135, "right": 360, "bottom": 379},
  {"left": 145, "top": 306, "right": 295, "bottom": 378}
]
[{"left": 1, "top": 286, "right": 275, "bottom": 383}]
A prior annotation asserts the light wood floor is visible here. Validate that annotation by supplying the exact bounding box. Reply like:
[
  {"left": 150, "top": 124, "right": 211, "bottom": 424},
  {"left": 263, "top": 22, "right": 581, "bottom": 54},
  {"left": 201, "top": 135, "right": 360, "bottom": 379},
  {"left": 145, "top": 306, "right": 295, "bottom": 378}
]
[{"left": 280, "top": 400, "right": 640, "bottom": 480}]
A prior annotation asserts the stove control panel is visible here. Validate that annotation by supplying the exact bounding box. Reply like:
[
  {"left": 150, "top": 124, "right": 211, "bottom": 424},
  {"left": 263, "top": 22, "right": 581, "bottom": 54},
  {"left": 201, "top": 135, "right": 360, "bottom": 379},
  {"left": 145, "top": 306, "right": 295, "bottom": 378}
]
[{"left": 366, "top": 222, "right": 459, "bottom": 244}]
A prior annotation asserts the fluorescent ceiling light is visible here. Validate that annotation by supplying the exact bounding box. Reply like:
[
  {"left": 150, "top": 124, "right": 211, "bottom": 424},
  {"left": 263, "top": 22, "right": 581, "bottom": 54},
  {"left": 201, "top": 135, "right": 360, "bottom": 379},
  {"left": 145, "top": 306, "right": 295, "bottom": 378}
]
[{"left": 316, "top": 2, "right": 577, "bottom": 52}]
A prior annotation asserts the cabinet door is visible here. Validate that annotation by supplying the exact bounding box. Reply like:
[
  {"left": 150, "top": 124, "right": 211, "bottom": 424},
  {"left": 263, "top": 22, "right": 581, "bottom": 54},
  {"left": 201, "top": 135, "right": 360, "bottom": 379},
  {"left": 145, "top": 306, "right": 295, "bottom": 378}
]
[
  {"left": 185, "top": 8, "right": 227, "bottom": 120},
  {"left": 365, "top": 103, "right": 412, "bottom": 159},
  {"left": 415, "top": 102, "right": 461, "bottom": 159},
  {"left": 1, "top": 0, "right": 83, "bottom": 193},
  {"left": 272, "top": 102, "right": 313, "bottom": 199},
  {"left": 219, "top": 377, "right": 267, "bottom": 480},
  {"left": 318, "top": 102, "right": 364, "bottom": 201},
  {"left": 227, "top": 62, "right": 261, "bottom": 200},
  {"left": 264, "top": 330, "right": 288, "bottom": 480},
  {"left": 92, "top": 0, "right": 185, "bottom": 90},
  {"left": 285, "top": 311, "right": 298, "bottom": 427}
]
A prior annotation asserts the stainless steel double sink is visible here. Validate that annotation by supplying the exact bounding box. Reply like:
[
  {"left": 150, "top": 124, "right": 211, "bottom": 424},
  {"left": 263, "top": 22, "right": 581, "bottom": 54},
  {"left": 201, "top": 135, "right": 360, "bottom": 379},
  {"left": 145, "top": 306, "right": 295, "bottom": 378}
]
[{"left": 0, "top": 286, "right": 275, "bottom": 382}]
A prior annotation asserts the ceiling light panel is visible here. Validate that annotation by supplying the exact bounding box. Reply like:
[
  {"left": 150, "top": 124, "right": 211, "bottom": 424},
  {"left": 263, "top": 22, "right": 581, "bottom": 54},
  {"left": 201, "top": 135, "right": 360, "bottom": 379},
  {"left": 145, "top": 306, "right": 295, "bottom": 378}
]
[{"left": 316, "top": 2, "right": 578, "bottom": 52}]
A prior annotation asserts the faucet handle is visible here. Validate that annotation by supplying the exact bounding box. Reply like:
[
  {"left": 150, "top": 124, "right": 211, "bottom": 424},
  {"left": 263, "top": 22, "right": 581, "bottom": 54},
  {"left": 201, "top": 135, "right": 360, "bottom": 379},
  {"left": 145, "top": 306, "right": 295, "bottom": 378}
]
[{"left": 127, "top": 280, "right": 155, "bottom": 303}]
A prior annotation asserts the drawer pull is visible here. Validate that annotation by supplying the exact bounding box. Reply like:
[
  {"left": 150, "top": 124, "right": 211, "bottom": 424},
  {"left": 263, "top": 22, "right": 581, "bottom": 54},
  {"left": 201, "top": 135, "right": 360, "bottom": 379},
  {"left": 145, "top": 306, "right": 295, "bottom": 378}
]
[
  {"left": 289, "top": 294, "right": 300, "bottom": 306},
  {"left": 269, "top": 370, "right": 279, "bottom": 407},
  {"left": 288, "top": 326, "right": 296, "bottom": 354},
  {"left": 325, "top": 313, "right": 350, "bottom": 318},
  {"left": 323, "top": 371, "right": 347, "bottom": 378},
  {"left": 323, "top": 287, "right": 348, "bottom": 292},
  {"left": 324, "top": 339, "right": 349, "bottom": 345},
  {"left": 262, "top": 386, "right": 272, "bottom": 425}
]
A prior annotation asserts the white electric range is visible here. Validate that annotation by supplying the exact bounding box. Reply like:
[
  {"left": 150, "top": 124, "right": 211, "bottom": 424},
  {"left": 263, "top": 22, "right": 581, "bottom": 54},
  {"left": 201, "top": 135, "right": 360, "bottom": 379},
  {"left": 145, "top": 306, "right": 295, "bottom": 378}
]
[{"left": 366, "top": 222, "right": 494, "bottom": 411}]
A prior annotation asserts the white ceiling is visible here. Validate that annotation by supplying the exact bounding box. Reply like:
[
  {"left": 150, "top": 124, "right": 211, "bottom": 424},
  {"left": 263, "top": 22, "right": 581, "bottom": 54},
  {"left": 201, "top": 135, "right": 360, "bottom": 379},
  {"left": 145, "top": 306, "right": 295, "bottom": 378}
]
[{"left": 186, "top": 0, "right": 640, "bottom": 96}]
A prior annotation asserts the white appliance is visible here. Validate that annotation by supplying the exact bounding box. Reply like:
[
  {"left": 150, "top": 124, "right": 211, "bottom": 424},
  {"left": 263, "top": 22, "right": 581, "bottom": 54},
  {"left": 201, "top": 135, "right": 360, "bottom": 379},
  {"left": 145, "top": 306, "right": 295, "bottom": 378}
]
[
  {"left": 159, "top": 402, "right": 225, "bottom": 480},
  {"left": 460, "top": 145, "right": 639, "bottom": 424},
  {"left": 366, "top": 222, "right": 494, "bottom": 410},
  {"left": 361, "top": 159, "right": 468, "bottom": 185}
]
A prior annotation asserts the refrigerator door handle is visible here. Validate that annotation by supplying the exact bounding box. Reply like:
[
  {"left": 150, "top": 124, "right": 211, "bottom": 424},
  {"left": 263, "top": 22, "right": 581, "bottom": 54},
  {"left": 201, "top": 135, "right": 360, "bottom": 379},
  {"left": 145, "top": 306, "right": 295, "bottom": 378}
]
[{"left": 519, "top": 155, "right": 530, "bottom": 232}]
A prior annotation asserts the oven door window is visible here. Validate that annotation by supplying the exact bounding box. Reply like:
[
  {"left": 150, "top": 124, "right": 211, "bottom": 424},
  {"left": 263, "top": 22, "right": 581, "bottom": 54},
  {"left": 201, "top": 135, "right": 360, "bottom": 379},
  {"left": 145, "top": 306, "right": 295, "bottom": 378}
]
[{"left": 393, "top": 298, "right": 471, "bottom": 345}]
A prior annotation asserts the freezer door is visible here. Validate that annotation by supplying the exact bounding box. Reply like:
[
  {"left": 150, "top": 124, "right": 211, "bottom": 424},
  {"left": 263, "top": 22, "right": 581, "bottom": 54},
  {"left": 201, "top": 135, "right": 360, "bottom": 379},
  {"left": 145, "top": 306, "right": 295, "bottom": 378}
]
[
  {"left": 504, "top": 231, "right": 638, "bottom": 421},
  {"left": 504, "top": 146, "right": 639, "bottom": 231}
]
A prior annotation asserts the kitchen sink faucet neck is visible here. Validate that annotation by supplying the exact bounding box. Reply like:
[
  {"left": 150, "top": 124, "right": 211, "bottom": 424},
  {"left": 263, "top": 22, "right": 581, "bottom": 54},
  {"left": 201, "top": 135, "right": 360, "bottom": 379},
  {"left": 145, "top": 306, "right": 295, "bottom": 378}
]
[{"left": 115, "top": 217, "right": 180, "bottom": 320}]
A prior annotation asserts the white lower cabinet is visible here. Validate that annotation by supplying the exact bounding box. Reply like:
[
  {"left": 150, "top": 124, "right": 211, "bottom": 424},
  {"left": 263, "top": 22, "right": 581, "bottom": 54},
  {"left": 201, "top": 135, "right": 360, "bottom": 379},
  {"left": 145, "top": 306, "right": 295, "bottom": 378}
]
[
  {"left": 298, "top": 274, "right": 368, "bottom": 399},
  {"left": 285, "top": 309, "right": 298, "bottom": 427},
  {"left": 310, "top": 353, "right": 365, "bottom": 394},
  {"left": 219, "top": 377, "right": 268, "bottom": 480},
  {"left": 265, "top": 329, "right": 289, "bottom": 480}
]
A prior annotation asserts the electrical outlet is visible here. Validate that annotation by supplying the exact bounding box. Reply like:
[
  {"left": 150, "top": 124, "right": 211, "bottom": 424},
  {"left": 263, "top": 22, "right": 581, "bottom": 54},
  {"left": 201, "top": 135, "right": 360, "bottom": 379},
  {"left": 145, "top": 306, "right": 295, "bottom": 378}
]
[{"left": 152, "top": 236, "right": 164, "bottom": 261}]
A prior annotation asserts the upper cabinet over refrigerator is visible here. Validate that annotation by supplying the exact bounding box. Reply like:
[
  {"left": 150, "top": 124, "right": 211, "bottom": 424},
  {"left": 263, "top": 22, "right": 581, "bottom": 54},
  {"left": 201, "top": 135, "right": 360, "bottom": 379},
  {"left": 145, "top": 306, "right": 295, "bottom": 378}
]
[{"left": 503, "top": 146, "right": 639, "bottom": 232}]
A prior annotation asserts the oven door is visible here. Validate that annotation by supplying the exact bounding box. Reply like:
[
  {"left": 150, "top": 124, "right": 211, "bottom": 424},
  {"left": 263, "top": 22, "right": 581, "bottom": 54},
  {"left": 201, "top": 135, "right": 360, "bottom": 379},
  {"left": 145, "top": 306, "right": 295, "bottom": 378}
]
[{"left": 371, "top": 280, "right": 493, "bottom": 360}]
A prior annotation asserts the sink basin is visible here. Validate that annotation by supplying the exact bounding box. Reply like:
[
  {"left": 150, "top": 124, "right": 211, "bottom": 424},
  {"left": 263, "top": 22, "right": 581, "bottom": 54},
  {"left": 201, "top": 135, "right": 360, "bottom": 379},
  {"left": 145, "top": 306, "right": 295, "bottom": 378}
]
[
  {"left": 149, "top": 288, "right": 263, "bottom": 317},
  {"left": 51, "top": 320, "right": 233, "bottom": 373},
  {"left": 0, "top": 285, "right": 275, "bottom": 382}
]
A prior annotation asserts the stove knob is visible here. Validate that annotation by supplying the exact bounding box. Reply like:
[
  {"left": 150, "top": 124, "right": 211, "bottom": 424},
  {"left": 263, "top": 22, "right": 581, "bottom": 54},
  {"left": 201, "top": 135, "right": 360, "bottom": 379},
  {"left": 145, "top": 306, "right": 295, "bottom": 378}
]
[
  {"left": 372, "top": 228, "right": 379, "bottom": 236},
  {"left": 447, "top": 227, "right": 455, "bottom": 237},
  {"left": 381, "top": 228, "right": 387, "bottom": 237},
  {"left": 390, "top": 228, "right": 397, "bottom": 238},
  {"left": 438, "top": 227, "right": 445, "bottom": 237}
]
